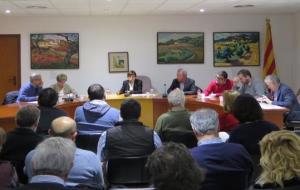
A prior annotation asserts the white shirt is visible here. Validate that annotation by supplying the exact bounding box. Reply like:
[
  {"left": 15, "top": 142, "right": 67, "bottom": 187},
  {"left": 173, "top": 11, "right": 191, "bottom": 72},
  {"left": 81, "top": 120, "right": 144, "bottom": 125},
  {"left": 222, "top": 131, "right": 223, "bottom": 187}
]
[{"left": 129, "top": 81, "right": 134, "bottom": 91}]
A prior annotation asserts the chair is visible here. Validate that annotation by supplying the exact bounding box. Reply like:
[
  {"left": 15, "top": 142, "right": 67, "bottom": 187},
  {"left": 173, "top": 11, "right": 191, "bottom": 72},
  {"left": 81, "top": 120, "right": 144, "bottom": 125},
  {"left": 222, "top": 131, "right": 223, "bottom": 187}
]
[
  {"left": 106, "top": 156, "right": 150, "bottom": 188},
  {"left": 136, "top": 75, "right": 154, "bottom": 93},
  {"left": 284, "top": 111, "right": 300, "bottom": 131},
  {"left": 76, "top": 122, "right": 111, "bottom": 153},
  {"left": 2, "top": 91, "right": 19, "bottom": 105},
  {"left": 160, "top": 131, "right": 198, "bottom": 148}
]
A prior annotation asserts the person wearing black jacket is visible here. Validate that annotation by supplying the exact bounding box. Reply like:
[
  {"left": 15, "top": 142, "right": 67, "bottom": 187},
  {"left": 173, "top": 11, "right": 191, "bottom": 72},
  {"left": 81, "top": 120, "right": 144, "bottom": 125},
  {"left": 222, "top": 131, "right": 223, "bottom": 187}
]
[
  {"left": 118, "top": 70, "right": 143, "bottom": 94},
  {"left": 167, "top": 68, "right": 197, "bottom": 95}
]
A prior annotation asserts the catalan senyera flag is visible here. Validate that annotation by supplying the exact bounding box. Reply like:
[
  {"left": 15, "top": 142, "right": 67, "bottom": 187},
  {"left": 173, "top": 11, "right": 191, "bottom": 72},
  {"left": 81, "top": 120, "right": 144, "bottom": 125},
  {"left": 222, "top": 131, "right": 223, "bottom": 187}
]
[{"left": 263, "top": 18, "right": 277, "bottom": 78}]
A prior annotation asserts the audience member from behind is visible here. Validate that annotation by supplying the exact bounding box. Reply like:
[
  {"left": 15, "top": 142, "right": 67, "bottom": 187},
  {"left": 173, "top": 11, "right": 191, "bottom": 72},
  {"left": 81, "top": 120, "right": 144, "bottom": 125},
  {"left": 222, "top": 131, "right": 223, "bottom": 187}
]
[
  {"left": 97, "top": 99, "right": 161, "bottom": 162},
  {"left": 118, "top": 70, "right": 143, "bottom": 94},
  {"left": 17, "top": 73, "right": 43, "bottom": 102},
  {"left": 25, "top": 116, "right": 104, "bottom": 188},
  {"left": 155, "top": 89, "right": 196, "bottom": 147},
  {"left": 250, "top": 130, "right": 300, "bottom": 190},
  {"left": 219, "top": 90, "right": 240, "bottom": 132},
  {"left": 167, "top": 68, "right": 197, "bottom": 95},
  {"left": 0, "top": 105, "right": 43, "bottom": 184},
  {"left": 146, "top": 142, "right": 204, "bottom": 190},
  {"left": 0, "top": 127, "right": 18, "bottom": 189},
  {"left": 51, "top": 73, "right": 76, "bottom": 97},
  {"left": 228, "top": 94, "right": 279, "bottom": 155},
  {"left": 16, "top": 137, "right": 76, "bottom": 190},
  {"left": 75, "top": 83, "right": 119, "bottom": 128},
  {"left": 204, "top": 70, "right": 233, "bottom": 96},
  {"left": 190, "top": 109, "right": 253, "bottom": 190},
  {"left": 36, "top": 88, "right": 67, "bottom": 135}
]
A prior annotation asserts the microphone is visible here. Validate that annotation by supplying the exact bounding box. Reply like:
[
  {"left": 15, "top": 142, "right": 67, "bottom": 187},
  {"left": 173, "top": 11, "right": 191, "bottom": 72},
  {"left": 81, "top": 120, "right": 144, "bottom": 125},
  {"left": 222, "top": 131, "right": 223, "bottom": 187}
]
[{"left": 162, "top": 83, "right": 167, "bottom": 98}]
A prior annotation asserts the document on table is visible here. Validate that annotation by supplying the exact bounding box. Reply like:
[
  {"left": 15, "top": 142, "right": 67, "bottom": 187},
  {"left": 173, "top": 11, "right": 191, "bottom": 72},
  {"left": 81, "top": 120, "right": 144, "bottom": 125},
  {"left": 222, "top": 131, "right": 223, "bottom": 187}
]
[{"left": 259, "top": 103, "right": 285, "bottom": 110}]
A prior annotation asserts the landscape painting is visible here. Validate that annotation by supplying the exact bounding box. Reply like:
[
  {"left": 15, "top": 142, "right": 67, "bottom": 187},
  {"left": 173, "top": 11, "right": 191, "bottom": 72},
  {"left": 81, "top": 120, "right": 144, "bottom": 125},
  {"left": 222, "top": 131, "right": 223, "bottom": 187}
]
[
  {"left": 31, "top": 33, "right": 79, "bottom": 69},
  {"left": 213, "top": 32, "right": 259, "bottom": 67},
  {"left": 157, "top": 32, "right": 204, "bottom": 64}
]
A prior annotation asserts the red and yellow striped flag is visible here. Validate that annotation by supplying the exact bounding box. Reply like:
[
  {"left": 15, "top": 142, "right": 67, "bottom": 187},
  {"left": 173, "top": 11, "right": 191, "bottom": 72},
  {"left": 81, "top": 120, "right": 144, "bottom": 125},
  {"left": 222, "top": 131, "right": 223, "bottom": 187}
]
[{"left": 263, "top": 18, "right": 277, "bottom": 78}]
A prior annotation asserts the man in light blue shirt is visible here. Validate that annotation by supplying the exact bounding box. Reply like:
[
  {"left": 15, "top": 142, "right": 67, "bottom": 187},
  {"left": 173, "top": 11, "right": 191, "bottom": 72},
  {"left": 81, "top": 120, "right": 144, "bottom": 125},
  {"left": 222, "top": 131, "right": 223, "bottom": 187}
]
[
  {"left": 17, "top": 73, "right": 43, "bottom": 102},
  {"left": 24, "top": 116, "right": 104, "bottom": 188}
]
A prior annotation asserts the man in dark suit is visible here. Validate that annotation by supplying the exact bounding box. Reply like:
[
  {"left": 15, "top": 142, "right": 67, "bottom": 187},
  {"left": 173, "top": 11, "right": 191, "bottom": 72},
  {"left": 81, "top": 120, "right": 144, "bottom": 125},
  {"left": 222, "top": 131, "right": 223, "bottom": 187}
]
[
  {"left": 167, "top": 68, "right": 197, "bottom": 95},
  {"left": 119, "top": 70, "right": 143, "bottom": 94},
  {"left": 261, "top": 75, "right": 300, "bottom": 121}
]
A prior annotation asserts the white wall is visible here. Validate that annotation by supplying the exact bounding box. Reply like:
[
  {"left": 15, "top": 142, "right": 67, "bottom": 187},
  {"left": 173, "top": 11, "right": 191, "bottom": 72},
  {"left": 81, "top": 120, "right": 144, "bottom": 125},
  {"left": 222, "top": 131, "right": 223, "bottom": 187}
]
[
  {"left": 294, "top": 13, "right": 300, "bottom": 91},
  {"left": 0, "top": 14, "right": 297, "bottom": 94}
]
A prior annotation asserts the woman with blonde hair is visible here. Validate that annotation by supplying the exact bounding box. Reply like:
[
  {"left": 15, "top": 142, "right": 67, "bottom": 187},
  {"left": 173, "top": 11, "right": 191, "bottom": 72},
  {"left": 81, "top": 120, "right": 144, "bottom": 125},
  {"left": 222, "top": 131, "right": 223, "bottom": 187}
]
[
  {"left": 251, "top": 130, "right": 300, "bottom": 190},
  {"left": 218, "top": 90, "right": 240, "bottom": 132}
]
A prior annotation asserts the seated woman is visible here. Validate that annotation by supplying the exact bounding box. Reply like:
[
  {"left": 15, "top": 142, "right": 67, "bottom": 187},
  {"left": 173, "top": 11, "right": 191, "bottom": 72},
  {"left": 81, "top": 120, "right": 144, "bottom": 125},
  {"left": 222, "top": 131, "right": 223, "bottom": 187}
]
[
  {"left": 251, "top": 130, "right": 300, "bottom": 190},
  {"left": 50, "top": 73, "right": 76, "bottom": 97},
  {"left": 219, "top": 90, "right": 240, "bottom": 133},
  {"left": 118, "top": 70, "right": 143, "bottom": 94}
]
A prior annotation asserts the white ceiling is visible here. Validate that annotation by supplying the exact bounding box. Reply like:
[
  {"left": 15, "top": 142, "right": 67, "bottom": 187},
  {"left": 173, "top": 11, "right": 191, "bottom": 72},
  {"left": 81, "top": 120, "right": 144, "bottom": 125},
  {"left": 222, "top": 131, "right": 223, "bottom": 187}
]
[{"left": 0, "top": 0, "right": 300, "bottom": 16}]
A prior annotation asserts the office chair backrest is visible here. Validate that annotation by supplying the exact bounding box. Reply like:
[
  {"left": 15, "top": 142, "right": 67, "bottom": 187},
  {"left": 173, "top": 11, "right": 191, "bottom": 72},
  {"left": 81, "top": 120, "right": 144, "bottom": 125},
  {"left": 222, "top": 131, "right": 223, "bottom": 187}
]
[
  {"left": 136, "top": 75, "right": 153, "bottom": 93},
  {"left": 2, "top": 91, "right": 19, "bottom": 105}
]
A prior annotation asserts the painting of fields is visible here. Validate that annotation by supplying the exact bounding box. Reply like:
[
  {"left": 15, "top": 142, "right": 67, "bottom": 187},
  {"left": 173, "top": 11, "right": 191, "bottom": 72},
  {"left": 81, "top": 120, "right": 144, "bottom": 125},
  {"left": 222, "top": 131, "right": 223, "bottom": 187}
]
[
  {"left": 157, "top": 32, "right": 204, "bottom": 64},
  {"left": 31, "top": 33, "right": 79, "bottom": 69},
  {"left": 213, "top": 32, "right": 259, "bottom": 67}
]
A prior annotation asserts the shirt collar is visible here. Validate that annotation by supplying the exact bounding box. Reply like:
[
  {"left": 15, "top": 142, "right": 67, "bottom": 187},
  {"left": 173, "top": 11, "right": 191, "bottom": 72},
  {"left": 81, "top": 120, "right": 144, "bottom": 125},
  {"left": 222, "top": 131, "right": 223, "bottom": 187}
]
[
  {"left": 30, "top": 175, "right": 65, "bottom": 186},
  {"left": 197, "top": 137, "right": 223, "bottom": 146}
]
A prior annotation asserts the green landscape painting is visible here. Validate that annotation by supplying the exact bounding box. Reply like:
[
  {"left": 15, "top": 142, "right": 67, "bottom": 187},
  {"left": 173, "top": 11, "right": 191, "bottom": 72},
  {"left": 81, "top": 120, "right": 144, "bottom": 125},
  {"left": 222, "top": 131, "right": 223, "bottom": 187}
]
[
  {"left": 31, "top": 33, "right": 79, "bottom": 69},
  {"left": 157, "top": 32, "right": 204, "bottom": 64}
]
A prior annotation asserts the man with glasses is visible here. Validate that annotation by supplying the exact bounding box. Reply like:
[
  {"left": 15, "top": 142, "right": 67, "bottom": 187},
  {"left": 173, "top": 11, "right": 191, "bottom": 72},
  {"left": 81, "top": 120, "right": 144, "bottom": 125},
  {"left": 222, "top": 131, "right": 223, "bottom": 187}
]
[{"left": 204, "top": 71, "right": 233, "bottom": 96}]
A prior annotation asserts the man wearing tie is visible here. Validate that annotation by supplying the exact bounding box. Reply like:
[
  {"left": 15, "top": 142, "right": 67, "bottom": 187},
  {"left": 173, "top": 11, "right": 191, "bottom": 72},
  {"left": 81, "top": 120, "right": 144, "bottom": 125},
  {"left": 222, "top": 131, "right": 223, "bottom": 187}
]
[
  {"left": 167, "top": 68, "right": 197, "bottom": 95},
  {"left": 118, "top": 70, "right": 143, "bottom": 94},
  {"left": 17, "top": 73, "right": 43, "bottom": 102}
]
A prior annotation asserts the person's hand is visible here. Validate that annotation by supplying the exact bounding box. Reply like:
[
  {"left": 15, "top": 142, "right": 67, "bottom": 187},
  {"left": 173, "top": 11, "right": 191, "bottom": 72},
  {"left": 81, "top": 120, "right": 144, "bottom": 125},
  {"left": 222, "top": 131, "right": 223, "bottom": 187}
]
[
  {"left": 259, "top": 95, "right": 272, "bottom": 104},
  {"left": 232, "top": 76, "right": 240, "bottom": 86}
]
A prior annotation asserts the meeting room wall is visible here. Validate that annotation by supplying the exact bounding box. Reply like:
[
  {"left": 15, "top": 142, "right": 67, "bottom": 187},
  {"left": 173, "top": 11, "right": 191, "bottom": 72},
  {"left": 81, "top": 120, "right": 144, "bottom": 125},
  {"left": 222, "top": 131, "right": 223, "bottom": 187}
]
[
  {"left": 0, "top": 14, "right": 296, "bottom": 95},
  {"left": 294, "top": 13, "right": 300, "bottom": 92}
]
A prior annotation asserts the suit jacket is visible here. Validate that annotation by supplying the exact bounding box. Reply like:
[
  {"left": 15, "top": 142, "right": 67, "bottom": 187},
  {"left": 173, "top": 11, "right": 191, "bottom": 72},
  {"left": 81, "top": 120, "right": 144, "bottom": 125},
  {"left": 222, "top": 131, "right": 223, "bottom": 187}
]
[
  {"left": 167, "top": 78, "right": 197, "bottom": 95},
  {"left": 119, "top": 79, "right": 143, "bottom": 94}
]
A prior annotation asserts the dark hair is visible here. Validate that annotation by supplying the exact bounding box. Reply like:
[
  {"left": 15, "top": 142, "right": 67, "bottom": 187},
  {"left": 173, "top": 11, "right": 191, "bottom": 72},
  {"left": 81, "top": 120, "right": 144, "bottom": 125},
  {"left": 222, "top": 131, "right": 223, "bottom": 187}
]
[
  {"left": 120, "top": 99, "right": 141, "bottom": 120},
  {"left": 146, "top": 142, "right": 205, "bottom": 190},
  {"left": 16, "top": 105, "right": 40, "bottom": 128},
  {"left": 38, "top": 88, "right": 58, "bottom": 107},
  {"left": 232, "top": 94, "right": 263, "bottom": 123},
  {"left": 218, "top": 71, "right": 228, "bottom": 79},
  {"left": 127, "top": 70, "right": 137, "bottom": 77},
  {"left": 88, "top": 84, "right": 105, "bottom": 101},
  {"left": 237, "top": 69, "right": 252, "bottom": 78}
]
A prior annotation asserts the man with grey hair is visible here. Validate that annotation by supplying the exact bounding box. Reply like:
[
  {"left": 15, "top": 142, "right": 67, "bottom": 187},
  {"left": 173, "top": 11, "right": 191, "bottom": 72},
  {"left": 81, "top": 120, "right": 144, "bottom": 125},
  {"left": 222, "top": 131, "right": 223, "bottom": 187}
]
[
  {"left": 190, "top": 109, "right": 253, "bottom": 190},
  {"left": 17, "top": 73, "right": 43, "bottom": 102},
  {"left": 261, "top": 74, "right": 300, "bottom": 121},
  {"left": 16, "top": 137, "right": 76, "bottom": 190},
  {"left": 155, "top": 88, "right": 196, "bottom": 147},
  {"left": 167, "top": 68, "right": 197, "bottom": 95}
]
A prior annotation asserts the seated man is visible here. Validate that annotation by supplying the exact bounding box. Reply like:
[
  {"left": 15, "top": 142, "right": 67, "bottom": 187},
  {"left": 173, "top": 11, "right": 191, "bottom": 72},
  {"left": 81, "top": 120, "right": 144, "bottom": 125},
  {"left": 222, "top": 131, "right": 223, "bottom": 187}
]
[
  {"left": 167, "top": 68, "right": 197, "bottom": 95},
  {"left": 190, "top": 109, "right": 254, "bottom": 190},
  {"left": 25, "top": 117, "right": 104, "bottom": 188},
  {"left": 16, "top": 137, "right": 76, "bottom": 190},
  {"left": 36, "top": 88, "right": 67, "bottom": 135},
  {"left": 119, "top": 70, "right": 143, "bottom": 94},
  {"left": 204, "top": 71, "right": 233, "bottom": 96},
  {"left": 97, "top": 99, "right": 162, "bottom": 162},
  {"left": 262, "top": 75, "right": 300, "bottom": 121},
  {"left": 17, "top": 73, "right": 43, "bottom": 102},
  {"left": 233, "top": 69, "right": 265, "bottom": 97},
  {"left": 50, "top": 73, "right": 76, "bottom": 96},
  {"left": 75, "top": 83, "right": 119, "bottom": 128},
  {"left": 155, "top": 89, "right": 196, "bottom": 147},
  {"left": 0, "top": 105, "right": 43, "bottom": 184}
]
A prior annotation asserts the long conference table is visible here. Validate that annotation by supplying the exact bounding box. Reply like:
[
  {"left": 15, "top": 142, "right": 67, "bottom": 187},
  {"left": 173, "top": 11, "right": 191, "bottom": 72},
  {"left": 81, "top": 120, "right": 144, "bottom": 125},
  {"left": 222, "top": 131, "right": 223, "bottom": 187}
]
[{"left": 0, "top": 94, "right": 288, "bottom": 131}]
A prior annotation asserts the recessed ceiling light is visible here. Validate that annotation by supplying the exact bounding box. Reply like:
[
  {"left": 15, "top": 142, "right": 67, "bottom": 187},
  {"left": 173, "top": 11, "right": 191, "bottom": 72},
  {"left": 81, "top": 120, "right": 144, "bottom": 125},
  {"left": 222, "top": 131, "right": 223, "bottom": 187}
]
[
  {"left": 5, "top": 9, "right": 11, "bottom": 14},
  {"left": 233, "top": 4, "right": 255, "bottom": 8},
  {"left": 200, "top": 8, "right": 205, "bottom": 13}
]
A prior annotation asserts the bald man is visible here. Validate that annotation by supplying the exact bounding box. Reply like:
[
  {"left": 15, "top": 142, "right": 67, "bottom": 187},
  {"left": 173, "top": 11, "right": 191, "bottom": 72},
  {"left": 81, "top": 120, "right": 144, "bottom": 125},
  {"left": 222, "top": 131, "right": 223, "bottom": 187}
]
[
  {"left": 17, "top": 73, "right": 43, "bottom": 102},
  {"left": 167, "top": 68, "right": 197, "bottom": 95},
  {"left": 24, "top": 117, "right": 104, "bottom": 188}
]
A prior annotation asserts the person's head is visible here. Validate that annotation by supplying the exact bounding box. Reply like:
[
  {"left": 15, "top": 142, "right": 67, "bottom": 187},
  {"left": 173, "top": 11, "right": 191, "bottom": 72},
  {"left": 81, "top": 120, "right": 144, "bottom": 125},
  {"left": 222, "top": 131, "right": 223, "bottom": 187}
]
[
  {"left": 0, "top": 127, "right": 6, "bottom": 152},
  {"left": 127, "top": 70, "right": 137, "bottom": 83},
  {"left": 216, "top": 71, "right": 228, "bottom": 85},
  {"left": 15, "top": 105, "right": 40, "bottom": 129},
  {"left": 120, "top": 99, "right": 141, "bottom": 120},
  {"left": 176, "top": 68, "right": 187, "bottom": 83},
  {"left": 146, "top": 142, "right": 205, "bottom": 190},
  {"left": 257, "top": 130, "right": 300, "bottom": 188},
  {"left": 237, "top": 69, "right": 252, "bottom": 84},
  {"left": 223, "top": 90, "right": 240, "bottom": 113},
  {"left": 264, "top": 75, "right": 281, "bottom": 92},
  {"left": 49, "top": 117, "right": 77, "bottom": 141},
  {"left": 168, "top": 89, "right": 185, "bottom": 108},
  {"left": 31, "top": 137, "right": 76, "bottom": 180},
  {"left": 56, "top": 73, "right": 68, "bottom": 88},
  {"left": 38, "top": 88, "right": 58, "bottom": 107},
  {"left": 232, "top": 94, "right": 263, "bottom": 123},
  {"left": 87, "top": 83, "right": 105, "bottom": 101},
  {"left": 190, "top": 109, "right": 219, "bottom": 139},
  {"left": 30, "top": 73, "right": 43, "bottom": 87}
]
